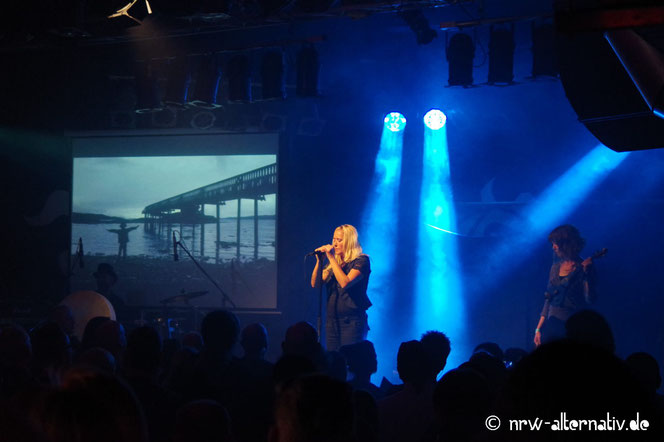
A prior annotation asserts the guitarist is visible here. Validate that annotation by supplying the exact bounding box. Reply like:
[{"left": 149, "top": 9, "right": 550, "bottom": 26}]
[{"left": 534, "top": 224, "right": 599, "bottom": 347}]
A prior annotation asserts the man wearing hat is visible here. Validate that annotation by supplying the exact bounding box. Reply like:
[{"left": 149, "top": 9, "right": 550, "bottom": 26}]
[{"left": 94, "top": 263, "right": 127, "bottom": 320}]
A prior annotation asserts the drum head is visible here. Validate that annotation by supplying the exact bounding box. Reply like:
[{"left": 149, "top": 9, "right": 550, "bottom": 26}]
[{"left": 60, "top": 290, "right": 116, "bottom": 339}]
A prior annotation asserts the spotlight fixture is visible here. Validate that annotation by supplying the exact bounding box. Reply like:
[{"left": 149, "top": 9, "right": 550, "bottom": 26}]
[
  {"left": 134, "top": 61, "right": 163, "bottom": 113},
  {"left": 399, "top": 10, "right": 437, "bottom": 45},
  {"left": 164, "top": 57, "right": 193, "bottom": 107},
  {"left": 488, "top": 25, "right": 515, "bottom": 85},
  {"left": 296, "top": 45, "right": 320, "bottom": 97},
  {"left": 190, "top": 110, "right": 216, "bottom": 129},
  {"left": 190, "top": 55, "right": 222, "bottom": 109},
  {"left": 531, "top": 21, "right": 558, "bottom": 78},
  {"left": 384, "top": 112, "right": 407, "bottom": 132},
  {"left": 151, "top": 107, "right": 177, "bottom": 127},
  {"left": 447, "top": 33, "right": 475, "bottom": 86},
  {"left": 423, "top": 109, "right": 446, "bottom": 130},
  {"left": 227, "top": 55, "right": 252, "bottom": 103},
  {"left": 261, "top": 51, "right": 285, "bottom": 100}
]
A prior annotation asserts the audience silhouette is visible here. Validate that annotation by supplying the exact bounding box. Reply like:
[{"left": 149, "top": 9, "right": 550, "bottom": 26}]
[{"left": 0, "top": 303, "right": 661, "bottom": 442}]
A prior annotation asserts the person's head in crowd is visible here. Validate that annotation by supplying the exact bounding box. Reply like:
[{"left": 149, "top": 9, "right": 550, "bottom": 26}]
[
  {"left": 124, "top": 326, "right": 162, "bottom": 378},
  {"left": 472, "top": 341, "right": 503, "bottom": 361},
  {"left": 173, "top": 400, "right": 232, "bottom": 442},
  {"left": 181, "top": 332, "right": 204, "bottom": 352},
  {"left": 340, "top": 340, "right": 378, "bottom": 381},
  {"left": 282, "top": 321, "right": 325, "bottom": 369},
  {"left": 421, "top": 331, "right": 451, "bottom": 377},
  {"left": 0, "top": 405, "right": 48, "bottom": 442},
  {"left": 81, "top": 316, "right": 111, "bottom": 351},
  {"left": 49, "top": 305, "right": 75, "bottom": 337},
  {"left": 462, "top": 351, "right": 508, "bottom": 397},
  {"left": 30, "top": 322, "right": 72, "bottom": 382},
  {"left": 270, "top": 374, "right": 354, "bottom": 442},
  {"left": 433, "top": 368, "right": 492, "bottom": 442},
  {"left": 162, "top": 347, "right": 200, "bottom": 396},
  {"left": 625, "top": 352, "right": 662, "bottom": 395},
  {"left": 565, "top": 309, "right": 615, "bottom": 353},
  {"left": 495, "top": 340, "right": 658, "bottom": 442},
  {"left": 282, "top": 321, "right": 318, "bottom": 356},
  {"left": 93, "top": 320, "right": 127, "bottom": 363},
  {"left": 397, "top": 340, "right": 435, "bottom": 389},
  {"left": 0, "top": 323, "right": 32, "bottom": 370},
  {"left": 37, "top": 367, "right": 148, "bottom": 442},
  {"left": 273, "top": 354, "right": 317, "bottom": 386},
  {"left": 503, "top": 347, "right": 528, "bottom": 370},
  {"left": 241, "top": 323, "right": 268, "bottom": 360},
  {"left": 75, "top": 347, "right": 116, "bottom": 374},
  {"left": 200, "top": 310, "right": 240, "bottom": 357},
  {"left": 93, "top": 263, "right": 118, "bottom": 294},
  {"left": 548, "top": 224, "right": 585, "bottom": 260},
  {"left": 324, "top": 351, "right": 347, "bottom": 382}
]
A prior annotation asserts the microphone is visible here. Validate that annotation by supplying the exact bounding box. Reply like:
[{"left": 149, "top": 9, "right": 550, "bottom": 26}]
[
  {"left": 173, "top": 231, "right": 179, "bottom": 261},
  {"left": 78, "top": 237, "right": 84, "bottom": 268},
  {"left": 305, "top": 250, "right": 326, "bottom": 257}
]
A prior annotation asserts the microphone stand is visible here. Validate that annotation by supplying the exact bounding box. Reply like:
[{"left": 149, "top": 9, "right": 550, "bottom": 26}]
[
  {"left": 314, "top": 254, "right": 324, "bottom": 340},
  {"left": 69, "top": 238, "right": 83, "bottom": 276},
  {"left": 174, "top": 232, "right": 236, "bottom": 309}
]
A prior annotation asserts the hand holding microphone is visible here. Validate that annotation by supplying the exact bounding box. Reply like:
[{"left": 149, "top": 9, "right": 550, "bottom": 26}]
[
  {"left": 306, "top": 244, "right": 334, "bottom": 258},
  {"left": 317, "top": 244, "right": 334, "bottom": 254}
]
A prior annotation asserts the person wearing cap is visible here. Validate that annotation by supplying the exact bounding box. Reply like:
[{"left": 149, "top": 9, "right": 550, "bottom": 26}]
[{"left": 94, "top": 263, "right": 127, "bottom": 321}]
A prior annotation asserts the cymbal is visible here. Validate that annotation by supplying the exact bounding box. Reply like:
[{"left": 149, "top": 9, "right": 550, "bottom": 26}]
[{"left": 160, "top": 290, "right": 208, "bottom": 304}]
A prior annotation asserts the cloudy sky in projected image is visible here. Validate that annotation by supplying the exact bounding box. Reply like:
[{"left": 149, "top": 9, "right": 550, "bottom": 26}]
[{"left": 73, "top": 155, "right": 276, "bottom": 219}]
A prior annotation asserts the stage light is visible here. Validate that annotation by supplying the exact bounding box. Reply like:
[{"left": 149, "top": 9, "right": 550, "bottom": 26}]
[
  {"left": 423, "top": 109, "right": 446, "bottom": 130},
  {"left": 190, "top": 55, "right": 222, "bottom": 109},
  {"left": 415, "top": 110, "right": 466, "bottom": 373},
  {"left": 261, "top": 51, "right": 285, "bottom": 100},
  {"left": 227, "top": 55, "right": 252, "bottom": 103},
  {"left": 399, "top": 10, "right": 437, "bottom": 45},
  {"left": 488, "top": 25, "right": 515, "bottom": 85},
  {"left": 134, "top": 61, "right": 163, "bottom": 114},
  {"left": 190, "top": 110, "right": 216, "bottom": 129},
  {"left": 362, "top": 112, "right": 406, "bottom": 383},
  {"left": 164, "top": 57, "right": 193, "bottom": 107},
  {"left": 447, "top": 33, "right": 475, "bottom": 86},
  {"left": 384, "top": 112, "right": 407, "bottom": 132},
  {"left": 296, "top": 45, "right": 320, "bottom": 97}
]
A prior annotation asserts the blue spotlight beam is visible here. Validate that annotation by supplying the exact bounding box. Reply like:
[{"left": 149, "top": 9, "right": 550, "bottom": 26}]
[
  {"left": 414, "top": 114, "right": 467, "bottom": 373},
  {"left": 361, "top": 116, "right": 405, "bottom": 383},
  {"left": 486, "top": 144, "right": 630, "bottom": 279}
]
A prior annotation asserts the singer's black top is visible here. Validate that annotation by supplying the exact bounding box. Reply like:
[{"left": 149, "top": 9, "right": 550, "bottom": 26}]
[
  {"left": 540, "top": 257, "right": 597, "bottom": 322},
  {"left": 325, "top": 254, "right": 372, "bottom": 318}
]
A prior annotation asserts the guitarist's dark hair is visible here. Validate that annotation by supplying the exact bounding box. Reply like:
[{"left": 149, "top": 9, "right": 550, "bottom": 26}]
[{"left": 548, "top": 224, "right": 585, "bottom": 258}]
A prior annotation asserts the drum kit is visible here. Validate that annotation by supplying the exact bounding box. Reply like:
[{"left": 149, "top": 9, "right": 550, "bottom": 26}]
[{"left": 60, "top": 289, "right": 208, "bottom": 340}]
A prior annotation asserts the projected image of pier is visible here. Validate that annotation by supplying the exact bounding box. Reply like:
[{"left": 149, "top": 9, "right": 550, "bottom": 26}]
[
  {"left": 70, "top": 154, "right": 278, "bottom": 309},
  {"left": 143, "top": 163, "right": 277, "bottom": 264}
]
